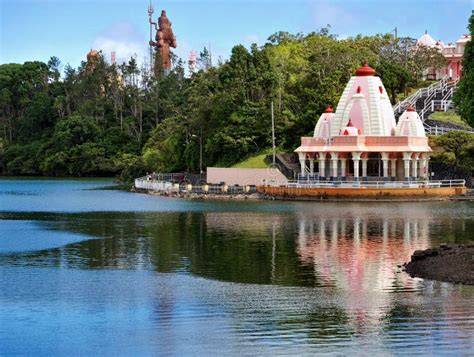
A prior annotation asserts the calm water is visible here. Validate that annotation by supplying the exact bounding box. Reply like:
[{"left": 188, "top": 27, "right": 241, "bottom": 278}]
[{"left": 1, "top": 178, "right": 474, "bottom": 355}]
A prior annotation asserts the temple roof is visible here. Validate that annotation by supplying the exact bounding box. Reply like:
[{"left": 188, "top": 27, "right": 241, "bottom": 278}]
[
  {"left": 355, "top": 62, "right": 376, "bottom": 76},
  {"left": 300, "top": 62, "right": 431, "bottom": 155},
  {"left": 456, "top": 34, "right": 472, "bottom": 43},
  {"left": 395, "top": 105, "right": 426, "bottom": 137},
  {"left": 417, "top": 32, "right": 436, "bottom": 47},
  {"left": 328, "top": 64, "right": 396, "bottom": 137}
]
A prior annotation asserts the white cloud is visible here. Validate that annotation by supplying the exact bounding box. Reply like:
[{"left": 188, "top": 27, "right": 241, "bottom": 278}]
[
  {"left": 243, "top": 34, "right": 261, "bottom": 46},
  {"left": 92, "top": 22, "right": 148, "bottom": 66},
  {"left": 308, "top": 1, "right": 357, "bottom": 28}
]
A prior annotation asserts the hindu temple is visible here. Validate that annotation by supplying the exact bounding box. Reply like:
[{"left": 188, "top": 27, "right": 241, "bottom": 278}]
[{"left": 294, "top": 63, "right": 431, "bottom": 181}]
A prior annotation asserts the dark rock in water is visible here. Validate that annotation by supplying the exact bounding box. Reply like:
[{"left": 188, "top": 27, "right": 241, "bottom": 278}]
[
  {"left": 412, "top": 250, "right": 427, "bottom": 261},
  {"left": 404, "top": 244, "right": 474, "bottom": 285}
]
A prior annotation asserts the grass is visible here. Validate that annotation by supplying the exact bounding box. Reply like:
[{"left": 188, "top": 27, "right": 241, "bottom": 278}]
[
  {"left": 429, "top": 111, "right": 471, "bottom": 128},
  {"left": 231, "top": 149, "right": 273, "bottom": 168}
]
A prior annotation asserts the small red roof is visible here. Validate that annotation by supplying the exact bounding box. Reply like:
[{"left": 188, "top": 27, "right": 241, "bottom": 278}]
[
  {"left": 355, "top": 62, "right": 376, "bottom": 76},
  {"left": 324, "top": 106, "right": 333, "bottom": 113}
]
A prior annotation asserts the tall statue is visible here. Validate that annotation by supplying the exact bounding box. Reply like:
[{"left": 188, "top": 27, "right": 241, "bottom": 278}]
[{"left": 148, "top": 8, "right": 177, "bottom": 71}]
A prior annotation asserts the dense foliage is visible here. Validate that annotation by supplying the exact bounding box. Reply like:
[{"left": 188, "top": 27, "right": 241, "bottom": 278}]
[
  {"left": 454, "top": 11, "right": 474, "bottom": 127},
  {"left": 0, "top": 30, "right": 445, "bottom": 179},
  {"left": 430, "top": 131, "right": 474, "bottom": 171}
]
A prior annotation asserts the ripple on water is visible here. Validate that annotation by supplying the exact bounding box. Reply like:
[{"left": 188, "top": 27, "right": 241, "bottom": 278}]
[{"left": 1, "top": 180, "right": 474, "bottom": 355}]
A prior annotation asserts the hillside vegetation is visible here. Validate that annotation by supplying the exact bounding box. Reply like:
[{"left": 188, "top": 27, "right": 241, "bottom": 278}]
[
  {"left": 0, "top": 29, "right": 447, "bottom": 180},
  {"left": 429, "top": 111, "right": 471, "bottom": 128}
]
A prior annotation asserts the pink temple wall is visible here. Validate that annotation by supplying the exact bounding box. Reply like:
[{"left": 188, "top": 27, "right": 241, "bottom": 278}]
[{"left": 344, "top": 77, "right": 369, "bottom": 131}]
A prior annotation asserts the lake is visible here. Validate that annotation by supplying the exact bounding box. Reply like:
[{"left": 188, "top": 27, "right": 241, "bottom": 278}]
[{"left": 1, "top": 178, "right": 473, "bottom": 355}]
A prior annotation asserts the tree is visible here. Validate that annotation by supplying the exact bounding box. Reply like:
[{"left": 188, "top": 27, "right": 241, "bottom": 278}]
[
  {"left": 378, "top": 35, "right": 446, "bottom": 88},
  {"left": 454, "top": 11, "right": 474, "bottom": 126},
  {"left": 198, "top": 47, "right": 212, "bottom": 71},
  {"left": 48, "top": 56, "right": 61, "bottom": 82},
  {"left": 376, "top": 60, "right": 410, "bottom": 103},
  {"left": 433, "top": 131, "right": 474, "bottom": 167}
]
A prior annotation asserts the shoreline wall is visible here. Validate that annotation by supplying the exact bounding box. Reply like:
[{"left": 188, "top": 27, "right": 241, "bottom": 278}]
[{"left": 258, "top": 186, "right": 466, "bottom": 198}]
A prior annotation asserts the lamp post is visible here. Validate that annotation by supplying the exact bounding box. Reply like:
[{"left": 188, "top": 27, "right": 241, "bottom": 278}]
[{"left": 271, "top": 101, "right": 276, "bottom": 167}]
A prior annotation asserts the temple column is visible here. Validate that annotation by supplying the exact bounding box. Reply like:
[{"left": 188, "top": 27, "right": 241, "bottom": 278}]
[
  {"left": 412, "top": 154, "right": 419, "bottom": 179},
  {"left": 352, "top": 152, "right": 361, "bottom": 181},
  {"left": 318, "top": 153, "right": 326, "bottom": 179},
  {"left": 391, "top": 159, "right": 397, "bottom": 180},
  {"left": 403, "top": 152, "right": 412, "bottom": 180},
  {"left": 361, "top": 158, "right": 368, "bottom": 180},
  {"left": 298, "top": 152, "right": 306, "bottom": 177},
  {"left": 330, "top": 152, "right": 338, "bottom": 180},
  {"left": 419, "top": 154, "right": 429, "bottom": 179},
  {"left": 381, "top": 152, "right": 389, "bottom": 180},
  {"left": 340, "top": 158, "right": 347, "bottom": 180},
  {"left": 309, "top": 159, "right": 314, "bottom": 175},
  {"left": 419, "top": 157, "right": 426, "bottom": 179}
]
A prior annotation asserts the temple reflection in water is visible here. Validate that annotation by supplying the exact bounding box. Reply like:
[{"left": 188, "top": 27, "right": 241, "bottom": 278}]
[
  {"left": 295, "top": 213, "right": 430, "bottom": 289},
  {"left": 7, "top": 205, "right": 468, "bottom": 289},
  {"left": 199, "top": 209, "right": 432, "bottom": 291}
]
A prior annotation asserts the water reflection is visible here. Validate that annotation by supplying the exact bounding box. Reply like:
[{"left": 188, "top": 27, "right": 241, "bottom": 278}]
[
  {"left": 1, "top": 190, "right": 474, "bottom": 354},
  {"left": 2, "top": 206, "right": 473, "bottom": 290},
  {"left": 296, "top": 215, "right": 430, "bottom": 289}
]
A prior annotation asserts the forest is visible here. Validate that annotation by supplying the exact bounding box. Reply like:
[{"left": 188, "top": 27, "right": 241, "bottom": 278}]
[{"left": 0, "top": 29, "right": 463, "bottom": 181}]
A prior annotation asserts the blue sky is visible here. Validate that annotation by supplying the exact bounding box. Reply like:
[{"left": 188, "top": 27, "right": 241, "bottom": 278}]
[{"left": 1, "top": 0, "right": 472, "bottom": 70}]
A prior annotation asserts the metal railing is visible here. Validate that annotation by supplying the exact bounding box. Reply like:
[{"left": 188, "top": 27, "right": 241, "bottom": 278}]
[
  {"left": 135, "top": 176, "right": 258, "bottom": 195},
  {"left": 393, "top": 76, "right": 450, "bottom": 114},
  {"left": 137, "top": 173, "right": 188, "bottom": 183},
  {"left": 423, "top": 124, "right": 474, "bottom": 135},
  {"left": 266, "top": 179, "right": 465, "bottom": 189},
  {"left": 419, "top": 99, "right": 455, "bottom": 120}
]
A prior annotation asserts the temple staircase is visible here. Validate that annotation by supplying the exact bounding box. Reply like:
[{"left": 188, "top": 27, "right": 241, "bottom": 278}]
[
  {"left": 393, "top": 76, "right": 457, "bottom": 121},
  {"left": 393, "top": 77, "right": 474, "bottom": 135}
]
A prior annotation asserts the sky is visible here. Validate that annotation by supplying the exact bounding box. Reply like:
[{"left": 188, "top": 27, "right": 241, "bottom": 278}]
[{"left": 1, "top": 0, "right": 473, "bottom": 71}]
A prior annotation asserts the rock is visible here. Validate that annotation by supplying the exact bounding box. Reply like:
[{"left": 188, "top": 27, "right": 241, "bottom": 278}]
[
  {"left": 412, "top": 250, "right": 426, "bottom": 261},
  {"left": 404, "top": 245, "right": 474, "bottom": 285},
  {"left": 426, "top": 249, "right": 438, "bottom": 257}
]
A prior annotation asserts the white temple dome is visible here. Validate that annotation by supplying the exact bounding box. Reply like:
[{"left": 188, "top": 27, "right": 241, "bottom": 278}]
[
  {"left": 341, "top": 119, "right": 359, "bottom": 136},
  {"left": 395, "top": 105, "right": 426, "bottom": 137},
  {"left": 329, "top": 63, "right": 396, "bottom": 137},
  {"left": 417, "top": 31, "right": 436, "bottom": 47},
  {"left": 314, "top": 106, "right": 334, "bottom": 138}
]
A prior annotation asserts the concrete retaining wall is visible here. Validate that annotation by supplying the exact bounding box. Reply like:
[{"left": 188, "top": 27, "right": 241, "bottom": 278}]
[{"left": 207, "top": 167, "right": 287, "bottom": 186}]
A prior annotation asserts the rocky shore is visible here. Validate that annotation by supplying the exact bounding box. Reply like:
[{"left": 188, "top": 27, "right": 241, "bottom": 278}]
[
  {"left": 132, "top": 187, "right": 263, "bottom": 200},
  {"left": 404, "top": 244, "right": 474, "bottom": 285}
]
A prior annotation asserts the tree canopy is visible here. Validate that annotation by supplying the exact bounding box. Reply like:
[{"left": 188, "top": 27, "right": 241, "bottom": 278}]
[
  {"left": 0, "top": 30, "right": 448, "bottom": 179},
  {"left": 454, "top": 11, "right": 474, "bottom": 127}
]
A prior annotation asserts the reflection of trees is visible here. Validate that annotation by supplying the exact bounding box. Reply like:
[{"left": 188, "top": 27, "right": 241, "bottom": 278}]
[
  {"left": 277, "top": 305, "right": 354, "bottom": 341},
  {"left": 3, "top": 212, "right": 318, "bottom": 285},
  {"left": 382, "top": 303, "right": 423, "bottom": 329},
  {"left": 3, "top": 208, "right": 474, "bottom": 346},
  {"left": 3, "top": 208, "right": 473, "bottom": 289}
]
